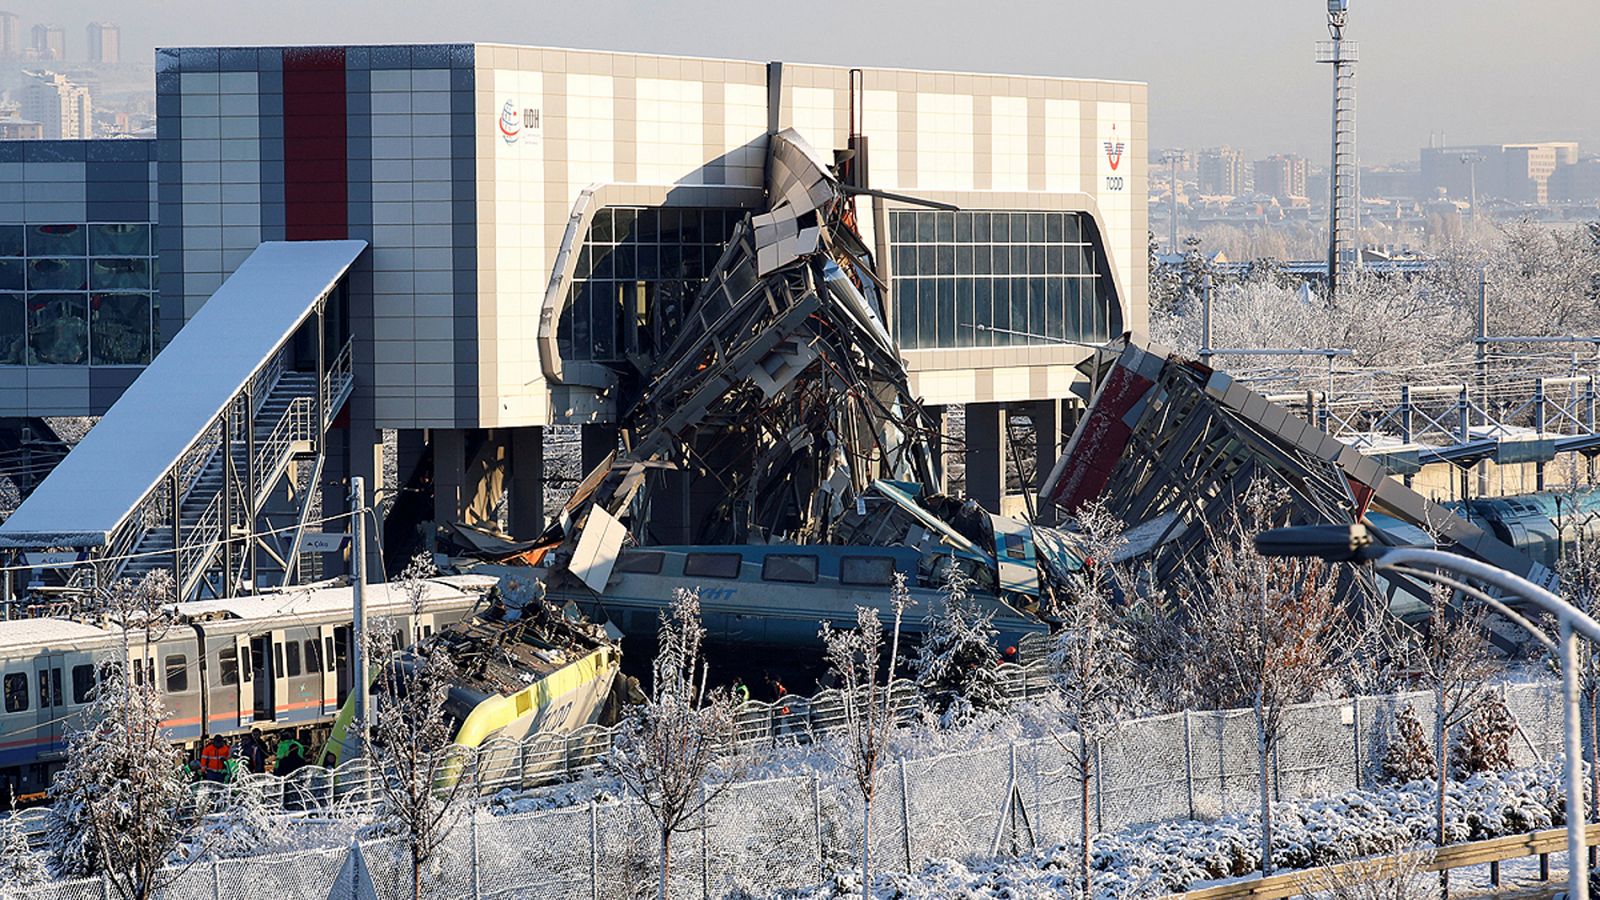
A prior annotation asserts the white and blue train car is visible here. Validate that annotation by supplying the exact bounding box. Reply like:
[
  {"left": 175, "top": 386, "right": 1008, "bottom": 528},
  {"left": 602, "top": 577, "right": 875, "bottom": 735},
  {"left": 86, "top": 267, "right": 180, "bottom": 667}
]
[{"left": 0, "top": 575, "right": 490, "bottom": 801}]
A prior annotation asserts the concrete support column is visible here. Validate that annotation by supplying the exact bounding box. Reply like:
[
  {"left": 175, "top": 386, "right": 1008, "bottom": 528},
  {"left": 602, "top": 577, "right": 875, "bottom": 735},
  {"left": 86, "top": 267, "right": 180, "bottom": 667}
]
[
  {"left": 927, "top": 405, "right": 950, "bottom": 494},
  {"left": 581, "top": 424, "right": 620, "bottom": 476},
  {"left": 1028, "top": 401, "right": 1060, "bottom": 525},
  {"left": 396, "top": 429, "right": 428, "bottom": 490},
  {"left": 432, "top": 428, "right": 466, "bottom": 534},
  {"left": 964, "top": 402, "right": 1005, "bottom": 512},
  {"left": 509, "top": 426, "right": 546, "bottom": 538}
]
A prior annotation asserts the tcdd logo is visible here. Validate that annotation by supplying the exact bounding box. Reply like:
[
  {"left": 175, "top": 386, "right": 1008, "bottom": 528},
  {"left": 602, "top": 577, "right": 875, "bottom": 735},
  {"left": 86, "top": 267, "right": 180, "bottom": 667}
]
[
  {"left": 499, "top": 100, "right": 542, "bottom": 145},
  {"left": 1103, "top": 123, "right": 1125, "bottom": 172}
]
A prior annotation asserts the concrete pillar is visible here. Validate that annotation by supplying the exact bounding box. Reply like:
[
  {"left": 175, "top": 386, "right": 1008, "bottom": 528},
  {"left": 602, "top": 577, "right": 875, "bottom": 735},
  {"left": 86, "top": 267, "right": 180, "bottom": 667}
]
[
  {"left": 964, "top": 402, "right": 1005, "bottom": 512},
  {"left": 1028, "top": 401, "right": 1060, "bottom": 525},
  {"left": 509, "top": 426, "right": 545, "bottom": 538},
  {"left": 396, "top": 429, "right": 428, "bottom": 490},
  {"left": 433, "top": 428, "right": 466, "bottom": 532},
  {"left": 927, "top": 405, "right": 950, "bottom": 494},
  {"left": 580, "top": 424, "right": 620, "bottom": 476}
]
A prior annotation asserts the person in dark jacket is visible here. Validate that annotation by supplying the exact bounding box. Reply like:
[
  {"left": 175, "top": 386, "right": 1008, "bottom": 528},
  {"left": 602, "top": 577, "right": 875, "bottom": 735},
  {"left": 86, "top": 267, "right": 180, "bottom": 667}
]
[
  {"left": 240, "top": 729, "right": 269, "bottom": 774},
  {"left": 275, "top": 731, "right": 308, "bottom": 778}
]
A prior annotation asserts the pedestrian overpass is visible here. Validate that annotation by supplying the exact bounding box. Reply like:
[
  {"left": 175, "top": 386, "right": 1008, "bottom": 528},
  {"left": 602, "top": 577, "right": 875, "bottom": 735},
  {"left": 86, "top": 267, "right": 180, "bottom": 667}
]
[{"left": 0, "top": 241, "right": 365, "bottom": 605}]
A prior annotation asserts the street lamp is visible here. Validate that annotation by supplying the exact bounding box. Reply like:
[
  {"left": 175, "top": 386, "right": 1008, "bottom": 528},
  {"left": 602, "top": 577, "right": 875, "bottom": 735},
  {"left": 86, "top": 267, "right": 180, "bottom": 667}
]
[{"left": 1256, "top": 523, "right": 1597, "bottom": 900}]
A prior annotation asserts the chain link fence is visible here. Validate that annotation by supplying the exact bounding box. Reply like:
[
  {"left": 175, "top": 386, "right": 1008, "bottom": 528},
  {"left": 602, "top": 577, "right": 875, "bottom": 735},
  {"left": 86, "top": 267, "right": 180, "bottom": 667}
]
[{"left": 6, "top": 680, "right": 1567, "bottom": 900}]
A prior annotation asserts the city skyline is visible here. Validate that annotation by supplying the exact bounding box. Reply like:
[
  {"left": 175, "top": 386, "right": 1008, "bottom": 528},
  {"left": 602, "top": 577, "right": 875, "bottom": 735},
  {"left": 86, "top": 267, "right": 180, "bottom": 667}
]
[{"left": 0, "top": 0, "right": 1593, "bottom": 163}]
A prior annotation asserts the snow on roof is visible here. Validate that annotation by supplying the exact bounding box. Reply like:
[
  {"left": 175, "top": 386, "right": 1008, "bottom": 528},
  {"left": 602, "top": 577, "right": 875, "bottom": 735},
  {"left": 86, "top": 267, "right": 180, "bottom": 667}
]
[
  {"left": 0, "top": 240, "right": 367, "bottom": 548},
  {"left": 0, "top": 618, "right": 116, "bottom": 655},
  {"left": 174, "top": 575, "right": 496, "bottom": 623}
]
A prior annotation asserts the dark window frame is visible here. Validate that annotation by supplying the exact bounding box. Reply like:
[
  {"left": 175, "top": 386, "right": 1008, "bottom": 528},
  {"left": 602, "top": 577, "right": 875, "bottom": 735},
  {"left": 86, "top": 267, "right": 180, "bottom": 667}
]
[
  {"left": 72, "top": 663, "right": 95, "bottom": 704},
  {"left": 683, "top": 552, "right": 743, "bottom": 580},
  {"left": 616, "top": 551, "right": 665, "bottom": 575},
  {"left": 164, "top": 654, "right": 189, "bottom": 694},
  {"left": 761, "top": 554, "right": 819, "bottom": 584},
  {"left": 840, "top": 555, "right": 899, "bottom": 587},
  {"left": 2, "top": 672, "right": 26, "bottom": 713}
]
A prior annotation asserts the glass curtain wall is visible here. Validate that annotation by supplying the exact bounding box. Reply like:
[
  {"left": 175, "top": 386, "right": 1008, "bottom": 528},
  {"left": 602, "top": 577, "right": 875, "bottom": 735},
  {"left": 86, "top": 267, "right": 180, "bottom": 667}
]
[
  {"left": 887, "top": 209, "right": 1121, "bottom": 351},
  {"left": 0, "top": 223, "right": 158, "bottom": 367}
]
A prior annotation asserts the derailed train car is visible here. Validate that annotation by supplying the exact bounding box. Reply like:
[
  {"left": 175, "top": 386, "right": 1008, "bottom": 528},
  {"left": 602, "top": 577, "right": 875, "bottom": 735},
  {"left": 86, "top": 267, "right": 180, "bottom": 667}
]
[{"left": 319, "top": 573, "right": 622, "bottom": 774}]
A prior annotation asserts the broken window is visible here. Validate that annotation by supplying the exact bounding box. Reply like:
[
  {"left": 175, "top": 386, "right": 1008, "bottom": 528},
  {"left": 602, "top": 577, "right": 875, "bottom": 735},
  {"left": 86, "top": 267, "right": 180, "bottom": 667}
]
[{"left": 761, "top": 554, "right": 818, "bottom": 584}]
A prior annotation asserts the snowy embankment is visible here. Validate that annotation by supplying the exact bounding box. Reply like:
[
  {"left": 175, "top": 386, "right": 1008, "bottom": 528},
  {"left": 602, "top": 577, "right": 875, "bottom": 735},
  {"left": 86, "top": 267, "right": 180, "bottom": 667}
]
[{"left": 783, "top": 761, "right": 1571, "bottom": 899}]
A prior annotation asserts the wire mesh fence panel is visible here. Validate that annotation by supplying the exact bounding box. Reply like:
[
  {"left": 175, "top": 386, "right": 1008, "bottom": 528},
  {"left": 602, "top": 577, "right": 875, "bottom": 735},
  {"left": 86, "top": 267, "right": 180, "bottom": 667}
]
[
  {"left": 359, "top": 835, "right": 417, "bottom": 900},
  {"left": 903, "top": 744, "right": 1009, "bottom": 862},
  {"left": 1359, "top": 689, "right": 1436, "bottom": 789},
  {"left": 703, "top": 776, "right": 818, "bottom": 898},
  {"left": 150, "top": 862, "right": 215, "bottom": 900},
  {"left": 1505, "top": 681, "right": 1563, "bottom": 765},
  {"left": 1016, "top": 733, "right": 1081, "bottom": 850},
  {"left": 14, "top": 878, "right": 103, "bottom": 900},
  {"left": 1276, "top": 699, "right": 1359, "bottom": 800},
  {"left": 210, "top": 844, "right": 350, "bottom": 900},
  {"left": 511, "top": 732, "right": 572, "bottom": 792},
  {"left": 592, "top": 799, "right": 664, "bottom": 900},
  {"left": 817, "top": 772, "right": 907, "bottom": 884},
  {"left": 1096, "top": 712, "right": 1189, "bottom": 832},
  {"left": 419, "top": 825, "right": 476, "bottom": 900},
  {"left": 1186, "top": 708, "right": 1266, "bottom": 821},
  {"left": 475, "top": 807, "right": 590, "bottom": 900}
]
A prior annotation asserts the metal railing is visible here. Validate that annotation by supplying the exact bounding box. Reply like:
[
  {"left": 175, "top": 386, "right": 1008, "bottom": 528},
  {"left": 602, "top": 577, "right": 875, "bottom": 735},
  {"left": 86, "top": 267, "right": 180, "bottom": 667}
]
[{"left": 6, "top": 677, "right": 1568, "bottom": 900}]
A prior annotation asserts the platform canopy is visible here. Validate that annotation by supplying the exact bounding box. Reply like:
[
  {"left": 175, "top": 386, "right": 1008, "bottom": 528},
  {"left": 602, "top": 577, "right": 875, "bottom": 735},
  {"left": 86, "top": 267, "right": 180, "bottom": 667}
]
[{"left": 0, "top": 240, "right": 366, "bottom": 549}]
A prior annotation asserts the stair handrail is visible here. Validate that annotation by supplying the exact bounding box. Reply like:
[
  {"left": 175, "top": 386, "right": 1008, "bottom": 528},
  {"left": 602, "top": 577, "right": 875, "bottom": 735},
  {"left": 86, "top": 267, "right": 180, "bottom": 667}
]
[
  {"left": 321, "top": 337, "right": 355, "bottom": 427},
  {"left": 177, "top": 488, "right": 227, "bottom": 597}
]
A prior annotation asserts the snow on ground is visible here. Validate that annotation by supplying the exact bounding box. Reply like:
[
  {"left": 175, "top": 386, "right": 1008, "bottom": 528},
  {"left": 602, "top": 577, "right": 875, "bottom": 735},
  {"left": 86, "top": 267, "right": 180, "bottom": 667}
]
[{"left": 773, "top": 761, "right": 1573, "bottom": 899}]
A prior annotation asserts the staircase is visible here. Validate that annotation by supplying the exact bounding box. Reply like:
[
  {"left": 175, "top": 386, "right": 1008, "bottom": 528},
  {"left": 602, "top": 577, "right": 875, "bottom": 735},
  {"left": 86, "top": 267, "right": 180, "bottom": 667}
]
[{"left": 111, "top": 354, "right": 349, "bottom": 599}]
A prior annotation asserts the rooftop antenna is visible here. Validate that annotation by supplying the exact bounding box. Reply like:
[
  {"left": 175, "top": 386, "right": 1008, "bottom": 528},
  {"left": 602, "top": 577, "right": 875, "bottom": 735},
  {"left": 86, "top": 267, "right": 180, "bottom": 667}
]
[{"left": 1317, "top": 0, "right": 1358, "bottom": 301}]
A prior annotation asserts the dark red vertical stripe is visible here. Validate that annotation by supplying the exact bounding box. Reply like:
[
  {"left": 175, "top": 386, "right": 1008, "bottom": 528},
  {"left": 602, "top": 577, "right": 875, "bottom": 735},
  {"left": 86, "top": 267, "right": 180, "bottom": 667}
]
[{"left": 283, "top": 47, "right": 347, "bottom": 241}]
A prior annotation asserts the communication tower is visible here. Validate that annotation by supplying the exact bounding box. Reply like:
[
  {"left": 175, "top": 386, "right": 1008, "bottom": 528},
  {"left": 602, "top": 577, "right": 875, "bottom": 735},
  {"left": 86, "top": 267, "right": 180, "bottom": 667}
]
[{"left": 1317, "top": 0, "right": 1359, "bottom": 300}]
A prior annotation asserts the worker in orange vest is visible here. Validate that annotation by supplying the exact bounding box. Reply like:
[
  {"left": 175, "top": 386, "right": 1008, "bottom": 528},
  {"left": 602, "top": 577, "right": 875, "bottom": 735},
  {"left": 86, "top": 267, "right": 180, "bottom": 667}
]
[{"left": 199, "top": 734, "right": 231, "bottom": 783}]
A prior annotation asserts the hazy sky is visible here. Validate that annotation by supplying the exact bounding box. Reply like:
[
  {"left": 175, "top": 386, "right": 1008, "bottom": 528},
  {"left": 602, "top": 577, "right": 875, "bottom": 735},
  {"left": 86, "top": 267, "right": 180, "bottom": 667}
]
[{"left": 16, "top": 0, "right": 1599, "bottom": 164}]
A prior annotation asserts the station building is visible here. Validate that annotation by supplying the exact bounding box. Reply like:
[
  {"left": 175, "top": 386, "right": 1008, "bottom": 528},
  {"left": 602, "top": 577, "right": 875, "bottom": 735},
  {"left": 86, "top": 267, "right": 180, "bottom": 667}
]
[{"left": 0, "top": 42, "right": 1146, "bottom": 582}]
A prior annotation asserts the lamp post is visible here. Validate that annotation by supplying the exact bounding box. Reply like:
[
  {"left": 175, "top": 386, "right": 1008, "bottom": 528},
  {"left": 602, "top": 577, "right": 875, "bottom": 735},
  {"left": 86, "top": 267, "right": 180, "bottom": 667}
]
[
  {"left": 1161, "top": 148, "right": 1188, "bottom": 252},
  {"left": 1256, "top": 523, "right": 1595, "bottom": 900}
]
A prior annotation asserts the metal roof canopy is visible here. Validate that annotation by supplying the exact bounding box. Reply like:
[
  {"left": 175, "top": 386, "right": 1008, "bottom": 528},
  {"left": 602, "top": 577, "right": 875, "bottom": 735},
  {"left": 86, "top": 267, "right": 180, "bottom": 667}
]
[{"left": 0, "top": 241, "right": 367, "bottom": 549}]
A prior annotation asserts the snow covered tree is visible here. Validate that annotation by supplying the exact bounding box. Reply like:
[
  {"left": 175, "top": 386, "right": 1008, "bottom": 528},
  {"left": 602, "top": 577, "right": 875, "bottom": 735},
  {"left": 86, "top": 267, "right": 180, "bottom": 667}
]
[
  {"left": 1048, "top": 499, "right": 1139, "bottom": 900},
  {"left": 1380, "top": 704, "right": 1435, "bottom": 785},
  {"left": 1180, "top": 480, "right": 1351, "bottom": 877},
  {"left": 0, "top": 793, "right": 47, "bottom": 891},
  {"left": 820, "top": 575, "right": 911, "bottom": 900},
  {"left": 606, "top": 588, "right": 743, "bottom": 900},
  {"left": 47, "top": 570, "right": 203, "bottom": 900},
  {"left": 1452, "top": 693, "right": 1516, "bottom": 778},
  {"left": 363, "top": 553, "right": 478, "bottom": 900},
  {"left": 913, "top": 557, "right": 1006, "bottom": 725}
]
